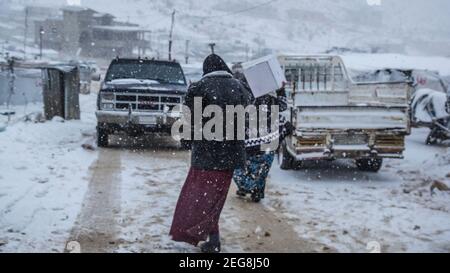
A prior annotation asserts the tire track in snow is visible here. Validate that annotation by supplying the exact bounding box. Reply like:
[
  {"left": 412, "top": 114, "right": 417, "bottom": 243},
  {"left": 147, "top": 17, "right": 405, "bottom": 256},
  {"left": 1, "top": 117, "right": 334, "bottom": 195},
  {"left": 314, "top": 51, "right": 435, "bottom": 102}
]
[
  {"left": 67, "top": 149, "right": 122, "bottom": 253},
  {"left": 115, "top": 147, "right": 196, "bottom": 253},
  {"left": 226, "top": 183, "right": 332, "bottom": 253}
]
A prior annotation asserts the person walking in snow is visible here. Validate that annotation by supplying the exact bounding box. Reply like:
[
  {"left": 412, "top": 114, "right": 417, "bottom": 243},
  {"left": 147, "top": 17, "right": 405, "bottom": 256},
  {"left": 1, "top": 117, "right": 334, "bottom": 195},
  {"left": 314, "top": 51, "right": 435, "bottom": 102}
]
[
  {"left": 232, "top": 64, "right": 290, "bottom": 202},
  {"left": 170, "top": 54, "right": 253, "bottom": 253}
]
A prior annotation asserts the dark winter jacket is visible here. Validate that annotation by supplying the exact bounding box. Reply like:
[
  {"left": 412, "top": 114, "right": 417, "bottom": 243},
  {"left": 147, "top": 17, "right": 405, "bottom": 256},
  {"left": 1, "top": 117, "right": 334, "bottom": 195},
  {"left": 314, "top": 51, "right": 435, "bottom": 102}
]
[
  {"left": 184, "top": 54, "right": 253, "bottom": 171},
  {"left": 245, "top": 92, "right": 288, "bottom": 155}
]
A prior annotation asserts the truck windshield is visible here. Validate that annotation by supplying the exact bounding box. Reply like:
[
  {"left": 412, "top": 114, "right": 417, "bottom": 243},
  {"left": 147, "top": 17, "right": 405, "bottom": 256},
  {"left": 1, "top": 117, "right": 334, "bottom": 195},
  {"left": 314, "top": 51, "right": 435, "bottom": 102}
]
[{"left": 105, "top": 61, "right": 186, "bottom": 85}]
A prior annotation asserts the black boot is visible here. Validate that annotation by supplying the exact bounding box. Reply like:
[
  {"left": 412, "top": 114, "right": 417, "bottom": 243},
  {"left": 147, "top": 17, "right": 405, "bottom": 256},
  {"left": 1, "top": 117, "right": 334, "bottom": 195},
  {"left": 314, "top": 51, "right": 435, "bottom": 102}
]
[
  {"left": 201, "top": 234, "right": 221, "bottom": 253},
  {"left": 251, "top": 189, "right": 264, "bottom": 203},
  {"left": 236, "top": 189, "right": 247, "bottom": 197}
]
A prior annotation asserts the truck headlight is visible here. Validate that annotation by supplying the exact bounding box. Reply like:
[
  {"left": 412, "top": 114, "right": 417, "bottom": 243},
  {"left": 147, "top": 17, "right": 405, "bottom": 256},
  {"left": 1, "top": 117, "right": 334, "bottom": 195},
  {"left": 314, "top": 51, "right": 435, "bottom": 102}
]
[{"left": 101, "top": 103, "right": 114, "bottom": 110}]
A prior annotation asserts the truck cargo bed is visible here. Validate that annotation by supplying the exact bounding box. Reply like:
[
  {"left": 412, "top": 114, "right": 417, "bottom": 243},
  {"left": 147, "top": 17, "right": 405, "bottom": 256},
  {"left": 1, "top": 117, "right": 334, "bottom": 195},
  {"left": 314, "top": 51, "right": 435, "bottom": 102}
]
[{"left": 297, "top": 106, "right": 409, "bottom": 131}]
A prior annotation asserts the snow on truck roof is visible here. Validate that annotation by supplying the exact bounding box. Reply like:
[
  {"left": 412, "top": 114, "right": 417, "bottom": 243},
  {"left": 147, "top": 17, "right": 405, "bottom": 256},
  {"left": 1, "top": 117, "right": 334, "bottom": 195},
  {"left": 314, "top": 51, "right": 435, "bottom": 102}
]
[{"left": 110, "top": 58, "right": 182, "bottom": 65}]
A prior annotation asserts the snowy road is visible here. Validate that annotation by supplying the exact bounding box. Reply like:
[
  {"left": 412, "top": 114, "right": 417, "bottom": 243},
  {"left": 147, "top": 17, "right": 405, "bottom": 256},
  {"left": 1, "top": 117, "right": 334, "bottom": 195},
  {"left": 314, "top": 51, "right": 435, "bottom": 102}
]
[
  {"left": 0, "top": 93, "right": 449, "bottom": 253},
  {"left": 266, "top": 129, "right": 450, "bottom": 252},
  {"left": 61, "top": 136, "right": 326, "bottom": 253},
  {"left": 68, "top": 148, "right": 122, "bottom": 253}
]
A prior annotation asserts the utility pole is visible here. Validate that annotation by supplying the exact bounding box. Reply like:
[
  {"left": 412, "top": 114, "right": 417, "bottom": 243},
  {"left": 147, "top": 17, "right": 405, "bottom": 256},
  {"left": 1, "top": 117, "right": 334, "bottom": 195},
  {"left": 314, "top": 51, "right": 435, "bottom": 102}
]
[
  {"left": 39, "top": 26, "right": 44, "bottom": 60},
  {"left": 6, "top": 57, "right": 16, "bottom": 110},
  {"left": 1, "top": 40, "right": 5, "bottom": 57},
  {"left": 157, "top": 32, "right": 161, "bottom": 60},
  {"left": 23, "top": 7, "right": 29, "bottom": 60},
  {"left": 208, "top": 43, "right": 216, "bottom": 54},
  {"left": 245, "top": 43, "right": 249, "bottom": 61},
  {"left": 148, "top": 30, "right": 152, "bottom": 51},
  {"left": 168, "top": 10, "right": 176, "bottom": 61},
  {"left": 184, "top": 40, "right": 190, "bottom": 64}
]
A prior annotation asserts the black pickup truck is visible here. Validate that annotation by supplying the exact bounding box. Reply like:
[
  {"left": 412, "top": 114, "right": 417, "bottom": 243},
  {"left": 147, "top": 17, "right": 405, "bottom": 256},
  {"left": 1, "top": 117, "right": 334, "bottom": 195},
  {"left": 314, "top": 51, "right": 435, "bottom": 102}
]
[{"left": 96, "top": 58, "right": 188, "bottom": 147}]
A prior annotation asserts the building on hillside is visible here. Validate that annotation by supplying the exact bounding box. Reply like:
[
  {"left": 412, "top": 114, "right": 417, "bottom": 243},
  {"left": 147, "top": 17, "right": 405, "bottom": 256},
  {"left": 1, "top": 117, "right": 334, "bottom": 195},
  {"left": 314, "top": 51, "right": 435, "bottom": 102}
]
[
  {"left": 25, "top": 5, "right": 61, "bottom": 20},
  {"left": 33, "top": 6, "right": 151, "bottom": 59}
]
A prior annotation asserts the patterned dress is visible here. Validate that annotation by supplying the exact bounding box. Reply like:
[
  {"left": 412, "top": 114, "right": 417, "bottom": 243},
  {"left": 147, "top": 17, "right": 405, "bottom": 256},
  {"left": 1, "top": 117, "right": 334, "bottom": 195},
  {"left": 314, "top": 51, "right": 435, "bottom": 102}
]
[
  {"left": 233, "top": 152, "right": 275, "bottom": 196},
  {"left": 232, "top": 90, "right": 290, "bottom": 198}
]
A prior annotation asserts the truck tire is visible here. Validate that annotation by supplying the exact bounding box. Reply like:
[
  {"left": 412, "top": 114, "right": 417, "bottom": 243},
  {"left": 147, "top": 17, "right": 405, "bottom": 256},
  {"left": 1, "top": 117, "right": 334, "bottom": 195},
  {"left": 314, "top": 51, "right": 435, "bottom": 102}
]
[
  {"left": 426, "top": 130, "right": 438, "bottom": 145},
  {"left": 278, "top": 140, "right": 295, "bottom": 170},
  {"left": 97, "top": 127, "right": 109, "bottom": 148},
  {"left": 356, "top": 158, "right": 383, "bottom": 172}
]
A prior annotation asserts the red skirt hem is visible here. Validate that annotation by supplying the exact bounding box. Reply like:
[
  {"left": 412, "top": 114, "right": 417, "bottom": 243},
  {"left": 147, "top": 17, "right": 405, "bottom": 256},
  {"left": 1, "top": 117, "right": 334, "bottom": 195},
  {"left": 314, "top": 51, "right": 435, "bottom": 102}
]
[{"left": 169, "top": 167, "right": 233, "bottom": 246}]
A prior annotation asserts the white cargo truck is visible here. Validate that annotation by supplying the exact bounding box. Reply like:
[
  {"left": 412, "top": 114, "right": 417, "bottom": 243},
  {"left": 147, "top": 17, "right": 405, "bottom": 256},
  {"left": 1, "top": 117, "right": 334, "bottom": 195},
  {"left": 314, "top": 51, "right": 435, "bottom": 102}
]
[{"left": 278, "top": 55, "right": 413, "bottom": 172}]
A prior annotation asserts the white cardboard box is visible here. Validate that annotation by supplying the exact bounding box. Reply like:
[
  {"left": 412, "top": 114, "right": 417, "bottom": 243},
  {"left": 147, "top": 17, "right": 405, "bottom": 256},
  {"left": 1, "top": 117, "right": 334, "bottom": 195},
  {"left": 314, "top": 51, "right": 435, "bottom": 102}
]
[{"left": 242, "top": 55, "right": 286, "bottom": 98}]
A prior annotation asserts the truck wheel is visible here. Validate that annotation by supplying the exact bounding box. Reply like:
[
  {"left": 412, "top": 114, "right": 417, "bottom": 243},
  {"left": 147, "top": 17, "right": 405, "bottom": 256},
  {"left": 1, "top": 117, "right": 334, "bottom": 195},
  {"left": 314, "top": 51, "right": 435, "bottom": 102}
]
[
  {"left": 278, "top": 140, "right": 295, "bottom": 170},
  {"left": 293, "top": 160, "right": 304, "bottom": 170},
  {"left": 426, "top": 131, "right": 438, "bottom": 145},
  {"left": 356, "top": 158, "right": 383, "bottom": 172},
  {"left": 97, "top": 127, "right": 109, "bottom": 148}
]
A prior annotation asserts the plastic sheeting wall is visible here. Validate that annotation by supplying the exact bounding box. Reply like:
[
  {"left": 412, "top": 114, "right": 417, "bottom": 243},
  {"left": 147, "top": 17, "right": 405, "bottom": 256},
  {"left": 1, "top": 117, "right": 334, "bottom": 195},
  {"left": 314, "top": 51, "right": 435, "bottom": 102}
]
[{"left": 0, "top": 69, "right": 43, "bottom": 106}]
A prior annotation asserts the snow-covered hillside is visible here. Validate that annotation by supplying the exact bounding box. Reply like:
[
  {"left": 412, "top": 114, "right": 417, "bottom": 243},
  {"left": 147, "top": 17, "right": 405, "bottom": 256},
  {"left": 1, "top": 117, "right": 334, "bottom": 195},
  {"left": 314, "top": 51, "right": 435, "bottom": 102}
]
[
  {"left": 4, "top": 0, "right": 450, "bottom": 62},
  {"left": 80, "top": 0, "right": 380, "bottom": 58}
]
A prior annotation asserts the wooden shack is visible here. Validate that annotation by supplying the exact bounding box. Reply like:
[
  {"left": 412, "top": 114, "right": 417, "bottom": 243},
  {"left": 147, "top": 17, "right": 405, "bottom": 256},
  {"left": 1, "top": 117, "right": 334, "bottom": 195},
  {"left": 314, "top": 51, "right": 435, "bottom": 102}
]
[{"left": 41, "top": 65, "right": 80, "bottom": 120}]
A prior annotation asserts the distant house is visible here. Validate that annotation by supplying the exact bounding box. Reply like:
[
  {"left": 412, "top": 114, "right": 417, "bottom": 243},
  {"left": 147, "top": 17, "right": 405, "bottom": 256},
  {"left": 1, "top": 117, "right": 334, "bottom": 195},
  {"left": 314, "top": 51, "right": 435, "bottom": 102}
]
[
  {"left": 34, "top": 6, "right": 150, "bottom": 59},
  {"left": 26, "top": 5, "right": 61, "bottom": 20}
]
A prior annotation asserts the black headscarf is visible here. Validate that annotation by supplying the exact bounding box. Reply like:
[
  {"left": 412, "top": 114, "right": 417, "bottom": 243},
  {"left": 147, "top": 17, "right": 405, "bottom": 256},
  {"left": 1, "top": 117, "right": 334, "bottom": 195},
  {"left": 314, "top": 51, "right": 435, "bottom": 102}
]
[{"left": 202, "top": 54, "right": 232, "bottom": 76}]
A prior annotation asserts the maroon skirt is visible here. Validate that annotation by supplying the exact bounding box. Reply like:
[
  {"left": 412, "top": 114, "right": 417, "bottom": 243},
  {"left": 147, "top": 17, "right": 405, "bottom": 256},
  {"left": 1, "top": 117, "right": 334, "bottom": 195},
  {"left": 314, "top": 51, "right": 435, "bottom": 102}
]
[{"left": 169, "top": 167, "right": 233, "bottom": 246}]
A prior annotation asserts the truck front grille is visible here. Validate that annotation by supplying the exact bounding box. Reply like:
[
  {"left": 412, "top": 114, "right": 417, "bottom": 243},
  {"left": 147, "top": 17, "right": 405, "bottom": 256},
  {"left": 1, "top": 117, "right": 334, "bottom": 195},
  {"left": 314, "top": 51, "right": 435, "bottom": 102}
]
[{"left": 113, "top": 93, "right": 182, "bottom": 112}]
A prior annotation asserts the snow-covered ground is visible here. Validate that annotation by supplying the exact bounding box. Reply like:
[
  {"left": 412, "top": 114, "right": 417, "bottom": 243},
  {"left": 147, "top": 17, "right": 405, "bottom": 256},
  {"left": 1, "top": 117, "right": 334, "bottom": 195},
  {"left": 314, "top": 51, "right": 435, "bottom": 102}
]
[
  {"left": 0, "top": 52, "right": 449, "bottom": 253},
  {"left": 0, "top": 90, "right": 243, "bottom": 253},
  {"left": 1, "top": 92, "right": 449, "bottom": 253},
  {"left": 267, "top": 129, "right": 450, "bottom": 253},
  {"left": 0, "top": 94, "right": 98, "bottom": 252}
]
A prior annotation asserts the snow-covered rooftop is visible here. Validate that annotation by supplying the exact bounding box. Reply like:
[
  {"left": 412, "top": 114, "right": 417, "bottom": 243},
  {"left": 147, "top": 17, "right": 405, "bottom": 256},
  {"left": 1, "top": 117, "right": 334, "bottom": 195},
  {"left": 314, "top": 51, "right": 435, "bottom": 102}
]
[
  {"left": 93, "top": 13, "right": 115, "bottom": 18},
  {"left": 92, "top": 25, "right": 149, "bottom": 32},
  {"left": 61, "top": 5, "right": 95, "bottom": 13}
]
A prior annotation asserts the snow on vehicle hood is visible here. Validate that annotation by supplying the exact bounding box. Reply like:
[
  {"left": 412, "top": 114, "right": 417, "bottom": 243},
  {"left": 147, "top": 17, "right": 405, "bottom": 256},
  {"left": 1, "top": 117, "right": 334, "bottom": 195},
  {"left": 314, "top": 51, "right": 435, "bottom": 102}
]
[
  {"left": 108, "top": 79, "right": 161, "bottom": 85},
  {"left": 102, "top": 79, "right": 187, "bottom": 94}
]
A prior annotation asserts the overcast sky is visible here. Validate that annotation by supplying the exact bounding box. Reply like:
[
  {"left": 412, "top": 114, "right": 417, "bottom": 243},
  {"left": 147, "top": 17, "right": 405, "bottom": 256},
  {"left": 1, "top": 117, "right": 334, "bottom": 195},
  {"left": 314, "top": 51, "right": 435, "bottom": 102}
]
[{"left": 380, "top": 0, "right": 450, "bottom": 32}]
